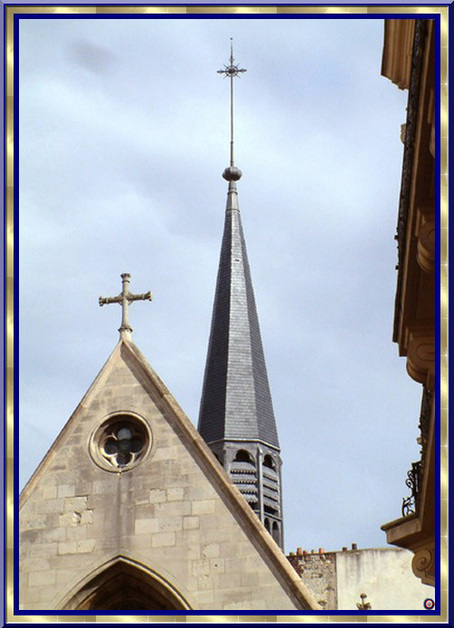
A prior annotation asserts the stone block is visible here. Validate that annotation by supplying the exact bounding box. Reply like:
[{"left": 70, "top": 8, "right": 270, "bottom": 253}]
[
  {"left": 64, "top": 496, "right": 88, "bottom": 511},
  {"left": 42, "top": 486, "right": 57, "bottom": 500},
  {"left": 23, "top": 515, "right": 47, "bottom": 530},
  {"left": 197, "top": 574, "right": 219, "bottom": 590},
  {"left": 29, "top": 542, "right": 57, "bottom": 558},
  {"left": 20, "top": 586, "right": 42, "bottom": 603},
  {"left": 151, "top": 532, "right": 176, "bottom": 548},
  {"left": 135, "top": 518, "right": 159, "bottom": 535},
  {"left": 92, "top": 480, "right": 109, "bottom": 494},
  {"left": 194, "top": 589, "right": 214, "bottom": 605},
  {"left": 224, "top": 600, "right": 253, "bottom": 610},
  {"left": 38, "top": 499, "right": 64, "bottom": 514},
  {"left": 57, "top": 484, "right": 75, "bottom": 498},
  {"left": 134, "top": 489, "right": 150, "bottom": 505},
  {"left": 75, "top": 481, "right": 92, "bottom": 495},
  {"left": 30, "top": 585, "right": 60, "bottom": 608},
  {"left": 184, "top": 484, "right": 212, "bottom": 501},
  {"left": 57, "top": 539, "right": 95, "bottom": 555},
  {"left": 42, "top": 527, "right": 66, "bottom": 543},
  {"left": 210, "top": 557, "right": 225, "bottom": 573},
  {"left": 158, "top": 516, "right": 183, "bottom": 532},
  {"left": 148, "top": 489, "right": 166, "bottom": 503},
  {"left": 152, "top": 446, "right": 179, "bottom": 461},
  {"left": 225, "top": 557, "right": 242, "bottom": 572},
  {"left": 167, "top": 487, "right": 184, "bottom": 502},
  {"left": 202, "top": 543, "right": 220, "bottom": 558},
  {"left": 28, "top": 569, "right": 56, "bottom": 587},
  {"left": 192, "top": 558, "right": 210, "bottom": 577},
  {"left": 64, "top": 525, "right": 89, "bottom": 541},
  {"left": 186, "top": 544, "right": 200, "bottom": 560},
  {"left": 58, "top": 508, "right": 93, "bottom": 528},
  {"left": 59, "top": 512, "right": 78, "bottom": 527},
  {"left": 241, "top": 571, "right": 260, "bottom": 587},
  {"left": 219, "top": 571, "right": 242, "bottom": 589},
  {"left": 23, "top": 557, "right": 51, "bottom": 573},
  {"left": 81, "top": 510, "right": 93, "bottom": 525},
  {"left": 199, "top": 526, "right": 230, "bottom": 544},
  {"left": 183, "top": 516, "right": 199, "bottom": 530},
  {"left": 154, "top": 501, "right": 191, "bottom": 517},
  {"left": 192, "top": 500, "right": 215, "bottom": 515}
]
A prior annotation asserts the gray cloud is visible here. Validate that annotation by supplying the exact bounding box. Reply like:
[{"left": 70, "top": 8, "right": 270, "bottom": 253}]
[{"left": 68, "top": 39, "right": 118, "bottom": 75}]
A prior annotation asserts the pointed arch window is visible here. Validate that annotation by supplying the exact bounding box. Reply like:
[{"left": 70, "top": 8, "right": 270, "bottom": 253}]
[{"left": 60, "top": 557, "right": 190, "bottom": 611}]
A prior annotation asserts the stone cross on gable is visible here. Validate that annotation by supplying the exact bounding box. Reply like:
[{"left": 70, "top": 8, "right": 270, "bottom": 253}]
[{"left": 99, "top": 273, "right": 152, "bottom": 339}]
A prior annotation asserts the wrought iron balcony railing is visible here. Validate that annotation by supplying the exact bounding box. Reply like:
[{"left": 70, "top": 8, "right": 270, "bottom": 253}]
[{"left": 401, "top": 386, "right": 432, "bottom": 517}]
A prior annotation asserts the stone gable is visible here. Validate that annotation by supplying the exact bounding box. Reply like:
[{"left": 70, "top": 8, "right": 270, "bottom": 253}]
[{"left": 20, "top": 340, "right": 318, "bottom": 611}]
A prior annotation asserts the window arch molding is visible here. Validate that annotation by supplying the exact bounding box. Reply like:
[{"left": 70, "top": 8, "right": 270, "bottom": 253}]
[{"left": 57, "top": 555, "right": 192, "bottom": 611}]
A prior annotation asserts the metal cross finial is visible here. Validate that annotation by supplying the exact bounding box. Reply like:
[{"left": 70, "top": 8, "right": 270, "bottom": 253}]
[
  {"left": 99, "top": 273, "right": 152, "bottom": 339},
  {"left": 217, "top": 39, "right": 246, "bottom": 170},
  {"left": 217, "top": 38, "right": 247, "bottom": 80}
]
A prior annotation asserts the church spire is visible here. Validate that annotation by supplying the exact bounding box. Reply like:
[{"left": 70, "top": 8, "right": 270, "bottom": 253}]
[{"left": 198, "top": 44, "right": 284, "bottom": 548}]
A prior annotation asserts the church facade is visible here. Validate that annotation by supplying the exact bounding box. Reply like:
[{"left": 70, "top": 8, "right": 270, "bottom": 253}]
[
  {"left": 19, "top": 46, "right": 317, "bottom": 612},
  {"left": 19, "top": 336, "right": 316, "bottom": 610}
]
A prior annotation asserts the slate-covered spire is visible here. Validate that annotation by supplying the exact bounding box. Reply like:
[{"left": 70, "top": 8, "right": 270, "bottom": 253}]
[{"left": 198, "top": 43, "right": 284, "bottom": 548}]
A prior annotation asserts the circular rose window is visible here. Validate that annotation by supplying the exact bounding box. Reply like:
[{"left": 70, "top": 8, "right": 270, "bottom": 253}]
[{"left": 90, "top": 414, "right": 151, "bottom": 472}]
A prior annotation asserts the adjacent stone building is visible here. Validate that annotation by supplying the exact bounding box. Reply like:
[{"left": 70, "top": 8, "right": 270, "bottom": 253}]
[
  {"left": 288, "top": 545, "right": 429, "bottom": 610},
  {"left": 380, "top": 18, "right": 436, "bottom": 587}
]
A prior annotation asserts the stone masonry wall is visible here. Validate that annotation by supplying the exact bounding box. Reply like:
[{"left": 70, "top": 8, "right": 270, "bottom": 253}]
[
  {"left": 20, "top": 342, "right": 313, "bottom": 611},
  {"left": 287, "top": 545, "right": 430, "bottom": 611},
  {"left": 287, "top": 549, "right": 337, "bottom": 610}
]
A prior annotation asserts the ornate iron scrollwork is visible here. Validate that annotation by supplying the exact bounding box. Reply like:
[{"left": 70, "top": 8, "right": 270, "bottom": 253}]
[
  {"left": 395, "top": 20, "right": 427, "bottom": 262},
  {"left": 402, "top": 460, "right": 422, "bottom": 516},
  {"left": 418, "top": 386, "right": 432, "bottom": 454},
  {"left": 401, "top": 386, "right": 433, "bottom": 517}
]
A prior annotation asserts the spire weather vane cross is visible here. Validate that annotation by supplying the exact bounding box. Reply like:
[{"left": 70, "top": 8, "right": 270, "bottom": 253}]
[
  {"left": 99, "top": 273, "right": 152, "bottom": 338},
  {"left": 217, "top": 39, "right": 246, "bottom": 174}
]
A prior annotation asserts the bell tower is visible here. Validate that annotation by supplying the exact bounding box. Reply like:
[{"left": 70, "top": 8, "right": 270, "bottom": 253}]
[{"left": 198, "top": 42, "right": 284, "bottom": 548}]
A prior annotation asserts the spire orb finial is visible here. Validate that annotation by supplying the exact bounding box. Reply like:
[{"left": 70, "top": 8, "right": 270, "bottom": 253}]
[{"left": 222, "top": 166, "right": 242, "bottom": 182}]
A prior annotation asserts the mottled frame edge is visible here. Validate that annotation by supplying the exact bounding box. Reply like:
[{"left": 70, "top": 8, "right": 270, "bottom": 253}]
[{"left": 3, "top": 3, "right": 449, "bottom": 625}]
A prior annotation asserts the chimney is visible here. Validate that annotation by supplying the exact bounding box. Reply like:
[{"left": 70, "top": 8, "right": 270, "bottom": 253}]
[
  {"left": 342, "top": 546, "right": 348, "bottom": 552},
  {"left": 297, "top": 547, "right": 303, "bottom": 556},
  {"left": 319, "top": 548, "right": 324, "bottom": 554},
  {"left": 352, "top": 543, "right": 358, "bottom": 550}
]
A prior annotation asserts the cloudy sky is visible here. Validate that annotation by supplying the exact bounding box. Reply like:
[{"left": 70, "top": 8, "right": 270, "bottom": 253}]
[{"left": 18, "top": 14, "right": 422, "bottom": 554}]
